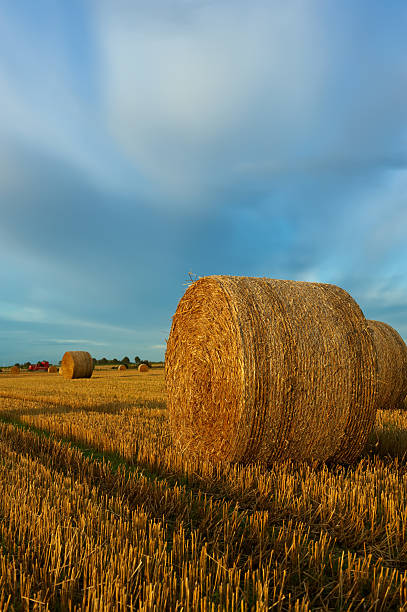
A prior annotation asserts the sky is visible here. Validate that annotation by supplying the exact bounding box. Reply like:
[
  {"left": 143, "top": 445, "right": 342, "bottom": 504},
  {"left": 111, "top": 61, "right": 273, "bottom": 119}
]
[{"left": 0, "top": 0, "right": 406, "bottom": 365}]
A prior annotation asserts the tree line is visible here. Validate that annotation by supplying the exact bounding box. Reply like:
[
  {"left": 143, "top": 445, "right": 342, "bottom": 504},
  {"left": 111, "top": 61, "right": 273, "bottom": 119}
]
[
  {"left": 12, "top": 356, "right": 156, "bottom": 369},
  {"left": 92, "top": 356, "right": 153, "bottom": 368}
]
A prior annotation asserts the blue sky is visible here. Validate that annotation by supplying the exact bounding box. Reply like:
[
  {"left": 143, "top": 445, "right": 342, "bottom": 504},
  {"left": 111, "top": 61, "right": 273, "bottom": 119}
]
[{"left": 0, "top": 0, "right": 406, "bottom": 365}]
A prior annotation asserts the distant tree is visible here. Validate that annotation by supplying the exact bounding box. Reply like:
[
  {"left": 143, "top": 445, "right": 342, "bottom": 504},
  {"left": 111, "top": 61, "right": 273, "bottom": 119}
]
[
  {"left": 112, "top": 358, "right": 119, "bottom": 364},
  {"left": 140, "top": 359, "right": 152, "bottom": 368},
  {"left": 122, "top": 356, "right": 130, "bottom": 364},
  {"left": 14, "top": 363, "right": 20, "bottom": 367},
  {"left": 92, "top": 358, "right": 97, "bottom": 367},
  {"left": 23, "top": 362, "right": 31, "bottom": 369},
  {"left": 100, "top": 357, "right": 108, "bottom": 364},
  {"left": 134, "top": 356, "right": 141, "bottom": 365}
]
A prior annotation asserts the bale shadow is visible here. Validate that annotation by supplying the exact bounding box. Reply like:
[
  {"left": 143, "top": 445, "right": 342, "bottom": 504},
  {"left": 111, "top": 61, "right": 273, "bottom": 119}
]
[{"left": 0, "top": 396, "right": 167, "bottom": 419}]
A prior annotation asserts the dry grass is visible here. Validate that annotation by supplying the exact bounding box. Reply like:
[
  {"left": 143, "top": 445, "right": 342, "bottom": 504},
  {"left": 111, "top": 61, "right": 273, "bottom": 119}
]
[
  {"left": 0, "top": 368, "right": 407, "bottom": 609},
  {"left": 166, "top": 276, "right": 378, "bottom": 465}
]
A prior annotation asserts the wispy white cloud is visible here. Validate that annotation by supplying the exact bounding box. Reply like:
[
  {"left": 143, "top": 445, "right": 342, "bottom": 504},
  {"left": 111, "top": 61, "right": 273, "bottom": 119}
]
[
  {"left": 150, "top": 344, "right": 166, "bottom": 350},
  {"left": 93, "top": 1, "right": 407, "bottom": 212},
  {"left": 42, "top": 338, "right": 107, "bottom": 346},
  {"left": 0, "top": 301, "right": 137, "bottom": 335},
  {"left": 0, "top": 5, "right": 138, "bottom": 201},
  {"left": 94, "top": 1, "right": 327, "bottom": 207},
  {"left": 0, "top": 305, "right": 47, "bottom": 324}
]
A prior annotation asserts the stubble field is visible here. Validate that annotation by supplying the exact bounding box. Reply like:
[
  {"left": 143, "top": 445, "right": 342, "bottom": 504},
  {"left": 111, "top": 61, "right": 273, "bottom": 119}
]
[{"left": 0, "top": 367, "right": 406, "bottom": 610}]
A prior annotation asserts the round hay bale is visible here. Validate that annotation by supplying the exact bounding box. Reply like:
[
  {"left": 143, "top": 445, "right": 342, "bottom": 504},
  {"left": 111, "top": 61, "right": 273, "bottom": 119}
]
[
  {"left": 118, "top": 364, "right": 127, "bottom": 371},
  {"left": 61, "top": 351, "right": 93, "bottom": 380},
  {"left": 10, "top": 365, "right": 20, "bottom": 374},
  {"left": 48, "top": 365, "right": 58, "bottom": 373},
  {"left": 367, "top": 320, "right": 407, "bottom": 410},
  {"left": 165, "top": 275, "right": 379, "bottom": 465},
  {"left": 138, "top": 364, "right": 149, "bottom": 373}
]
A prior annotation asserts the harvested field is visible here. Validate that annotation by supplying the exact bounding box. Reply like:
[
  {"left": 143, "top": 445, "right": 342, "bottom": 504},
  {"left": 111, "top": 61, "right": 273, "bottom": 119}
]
[{"left": 0, "top": 367, "right": 406, "bottom": 609}]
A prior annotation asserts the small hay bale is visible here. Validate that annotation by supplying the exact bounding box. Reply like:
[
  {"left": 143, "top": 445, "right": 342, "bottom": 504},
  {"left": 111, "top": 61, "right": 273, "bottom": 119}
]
[
  {"left": 367, "top": 320, "right": 407, "bottom": 410},
  {"left": 118, "top": 364, "right": 127, "bottom": 371},
  {"left": 48, "top": 365, "right": 58, "bottom": 373},
  {"left": 10, "top": 365, "right": 20, "bottom": 374},
  {"left": 165, "top": 275, "right": 379, "bottom": 465},
  {"left": 138, "top": 364, "right": 149, "bottom": 373},
  {"left": 61, "top": 351, "right": 93, "bottom": 380}
]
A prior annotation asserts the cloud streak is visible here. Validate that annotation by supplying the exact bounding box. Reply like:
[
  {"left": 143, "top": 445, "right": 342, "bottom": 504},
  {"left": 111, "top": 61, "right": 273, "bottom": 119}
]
[
  {"left": 40, "top": 339, "right": 108, "bottom": 346},
  {"left": 94, "top": 1, "right": 407, "bottom": 210}
]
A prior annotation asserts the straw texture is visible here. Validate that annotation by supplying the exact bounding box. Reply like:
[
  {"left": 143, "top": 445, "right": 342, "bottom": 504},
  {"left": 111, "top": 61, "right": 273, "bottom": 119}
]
[
  {"left": 368, "top": 320, "right": 407, "bottom": 410},
  {"left": 48, "top": 366, "right": 58, "bottom": 373},
  {"left": 10, "top": 365, "right": 20, "bottom": 374},
  {"left": 61, "top": 351, "right": 93, "bottom": 380},
  {"left": 165, "top": 275, "right": 378, "bottom": 464},
  {"left": 138, "top": 364, "right": 149, "bottom": 373}
]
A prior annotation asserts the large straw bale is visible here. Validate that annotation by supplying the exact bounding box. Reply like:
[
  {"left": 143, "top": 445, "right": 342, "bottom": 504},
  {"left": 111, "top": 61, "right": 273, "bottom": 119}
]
[
  {"left": 48, "top": 365, "right": 58, "bottom": 373},
  {"left": 165, "top": 275, "right": 379, "bottom": 465},
  {"left": 61, "top": 351, "right": 93, "bottom": 380},
  {"left": 367, "top": 320, "right": 407, "bottom": 410},
  {"left": 10, "top": 365, "right": 20, "bottom": 374},
  {"left": 138, "top": 364, "right": 149, "bottom": 373},
  {"left": 118, "top": 364, "right": 127, "bottom": 371}
]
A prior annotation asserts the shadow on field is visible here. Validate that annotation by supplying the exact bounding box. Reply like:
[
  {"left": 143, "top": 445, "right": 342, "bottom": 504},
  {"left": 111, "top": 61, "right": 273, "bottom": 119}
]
[
  {"left": 0, "top": 396, "right": 167, "bottom": 418},
  {"left": 364, "top": 407, "right": 407, "bottom": 461}
]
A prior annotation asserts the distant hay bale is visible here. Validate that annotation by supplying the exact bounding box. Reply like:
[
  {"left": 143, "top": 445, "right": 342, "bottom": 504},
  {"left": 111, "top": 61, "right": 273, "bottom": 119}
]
[
  {"left": 118, "top": 364, "right": 127, "bottom": 371},
  {"left": 10, "top": 365, "right": 20, "bottom": 374},
  {"left": 48, "top": 365, "right": 58, "bottom": 373},
  {"left": 61, "top": 351, "right": 93, "bottom": 380},
  {"left": 367, "top": 320, "right": 407, "bottom": 410},
  {"left": 165, "top": 275, "right": 379, "bottom": 465},
  {"left": 138, "top": 364, "right": 149, "bottom": 373}
]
